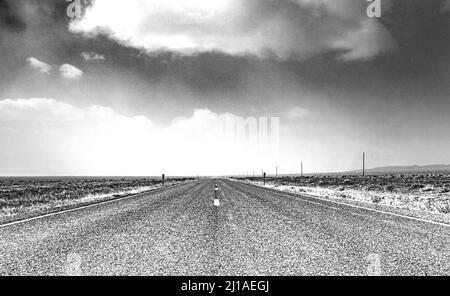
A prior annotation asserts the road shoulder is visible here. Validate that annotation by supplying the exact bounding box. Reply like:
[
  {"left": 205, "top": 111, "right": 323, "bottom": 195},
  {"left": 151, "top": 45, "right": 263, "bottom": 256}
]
[
  {"left": 230, "top": 179, "right": 450, "bottom": 227},
  {"left": 0, "top": 181, "right": 194, "bottom": 227}
]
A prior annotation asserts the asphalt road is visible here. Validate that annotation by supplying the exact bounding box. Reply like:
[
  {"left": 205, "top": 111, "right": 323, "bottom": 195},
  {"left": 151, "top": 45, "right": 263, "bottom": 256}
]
[{"left": 1, "top": 179, "right": 449, "bottom": 275}]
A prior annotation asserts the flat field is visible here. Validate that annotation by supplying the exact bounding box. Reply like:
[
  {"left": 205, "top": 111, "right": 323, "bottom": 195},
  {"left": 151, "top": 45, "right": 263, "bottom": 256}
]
[{"left": 0, "top": 177, "right": 193, "bottom": 223}]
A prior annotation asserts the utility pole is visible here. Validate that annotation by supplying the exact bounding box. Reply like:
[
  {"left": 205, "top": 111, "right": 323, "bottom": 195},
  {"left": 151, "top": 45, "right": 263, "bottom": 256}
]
[
  {"left": 301, "top": 162, "right": 303, "bottom": 177},
  {"left": 162, "top": 174, "right": 165, "bottom": 187},
  {"left": 276, "top": 166, "right": 278, "bottom": 178},
  {"left": 263, "top": 172, "right": 266, "bottom": 185},
  {"left": 363, "top": 152, "right": 365, "bottom": 178}
]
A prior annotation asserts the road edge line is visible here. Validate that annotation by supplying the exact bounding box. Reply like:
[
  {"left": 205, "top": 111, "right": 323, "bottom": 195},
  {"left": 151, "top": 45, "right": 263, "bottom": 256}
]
[
  {"left": 0, "top": 181, "right": 194, "bottom": 229},
  {"left": 233, "top": 180, "right": 450, "bottom": 229}
]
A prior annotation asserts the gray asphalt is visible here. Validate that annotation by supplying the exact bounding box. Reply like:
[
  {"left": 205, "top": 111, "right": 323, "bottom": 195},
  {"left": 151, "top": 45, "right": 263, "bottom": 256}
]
[{"left": 0, "top": 179, "right": 449, "bottom": 275}]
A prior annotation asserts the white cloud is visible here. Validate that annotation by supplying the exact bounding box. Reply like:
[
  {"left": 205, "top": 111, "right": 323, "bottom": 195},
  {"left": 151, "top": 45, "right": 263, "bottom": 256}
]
[
  {"left": 442, "top": 0, "right": 450, "bottom": 13},
  {"left": 59, "top": 64, "right": 84, "bottom": 79},
  {"left": 0, "top": 98, "right": 278, "bottom": 176},
  {"left": 332, "top": 19, "right": 397, "bottom": 61},
  {"left": 81, "top": 51, "right": 106, "bottom": 61},
  {"left": 69, "top": 0, "right": 396, "bottom": 61},
  {"left": 0, "top": 98, "right": 84, "bottom": 121},
  {"left": 26, "top": 57, "right": 52, "bottom": 74},
  {"left": 286, "top": 106, "right": 311, "bottom": 119}
]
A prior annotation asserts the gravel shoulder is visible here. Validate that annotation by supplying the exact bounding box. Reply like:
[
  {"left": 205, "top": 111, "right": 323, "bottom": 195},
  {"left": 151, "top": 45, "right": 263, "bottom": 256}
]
[
  {"left": 0, "top": 181, "right": 189, "bottom": 226},
  {"left": 234, "top": 178, "right": 450, "bottom": 225}
]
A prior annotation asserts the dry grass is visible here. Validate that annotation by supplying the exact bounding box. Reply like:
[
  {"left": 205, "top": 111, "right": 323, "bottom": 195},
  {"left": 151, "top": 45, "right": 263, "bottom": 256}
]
[
  {"left": 236, "top": 174, "right": 450, "bottom": 215},
  {"left": 0, "top": 177, "right": 194, "bottom": 222}
]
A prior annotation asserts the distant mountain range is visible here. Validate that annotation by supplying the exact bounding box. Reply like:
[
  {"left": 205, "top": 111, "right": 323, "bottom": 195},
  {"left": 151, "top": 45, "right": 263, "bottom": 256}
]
[{"left": 346, "top": 164, "right": 450, "bottom": 174}]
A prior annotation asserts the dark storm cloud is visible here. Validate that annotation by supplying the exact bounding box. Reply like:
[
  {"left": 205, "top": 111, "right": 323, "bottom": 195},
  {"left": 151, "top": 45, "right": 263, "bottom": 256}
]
[
  {"left": 0, "top": 0, "right": 253, "bottom": 107},
  {"left": 71, "top": 0, "right": 397, "bottom": 61},
  {"left": 268, "top": 0, "right": 450, "bottom": 99},
  {"left": 379, "top": 0, "right": 450, "bottom": 77},
  {"left": 1, "top": 0, "right": 449, "bottom": 111},
  {"left": 0, "top": 0, "right": 26, "bottom": 32}
]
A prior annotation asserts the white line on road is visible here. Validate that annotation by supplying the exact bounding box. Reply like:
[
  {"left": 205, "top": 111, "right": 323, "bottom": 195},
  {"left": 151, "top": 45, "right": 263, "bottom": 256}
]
[
  {"left": 301, "top": 192, "right": 450, "bottom": 228},
  {"left": 238, "top": 181, "right": 450, "bottom": 229},
  {"left": 0, "top": 184, "right": 184, "bottom": 229}
]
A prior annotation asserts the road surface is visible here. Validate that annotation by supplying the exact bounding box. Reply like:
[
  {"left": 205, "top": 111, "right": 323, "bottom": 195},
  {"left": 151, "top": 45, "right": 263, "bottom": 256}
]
[{"left": 1, "top": 179, "right": 449, "bottom": 275}]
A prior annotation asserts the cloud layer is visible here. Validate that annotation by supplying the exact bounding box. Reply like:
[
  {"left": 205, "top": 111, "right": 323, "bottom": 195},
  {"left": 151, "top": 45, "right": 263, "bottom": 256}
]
[
  {"left": 26, "top": 57, "right": 52, "bottom": 74},
  {"left": 81, "top": 51, "right": 106, "bottom": 61},
  {"left": 286, "top": 106, "right": 311, "bottom": 119},
  {"left": 59, "top": 64, "right": 84, "bottom": 79},
  {"left": 0, "top": 98, "right": 278, "bottom": 175},
  {"left": 70, "top": 0, "right": 396, "bottom": 61},
  {"left": 26, "top": 57, "right": 83, "bottom": 79},
  {"left": 442, "top": 0, "right": 450, "bottom": 13}
]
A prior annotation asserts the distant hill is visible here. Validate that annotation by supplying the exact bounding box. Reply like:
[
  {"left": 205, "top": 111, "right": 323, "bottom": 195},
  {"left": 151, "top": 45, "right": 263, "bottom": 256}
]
[{"left": 346, "top": 164, "right": 450, "bottom": 174}]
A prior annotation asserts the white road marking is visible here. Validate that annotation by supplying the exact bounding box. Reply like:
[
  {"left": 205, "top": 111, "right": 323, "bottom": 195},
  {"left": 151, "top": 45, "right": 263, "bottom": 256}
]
[
  {"left": 214, "top": 199, "right": 220, "bottom": 207},
  {"left": 238, "top": 181, "right": 450, "bottom": 229},
  {"left": 299, "top": 192, "right": 450, "bottom": 228},
  {"left": 65, "top": 252, "right": 83, "bottom": 276},
  {"left": 367, "top": 253, "right": 382, "bottom": 276}
]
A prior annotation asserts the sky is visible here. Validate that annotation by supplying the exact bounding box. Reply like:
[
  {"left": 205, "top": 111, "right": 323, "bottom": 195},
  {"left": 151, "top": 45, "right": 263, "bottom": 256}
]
[{"left": 0, "top": 0, "right": 449, "bottom": 176}]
